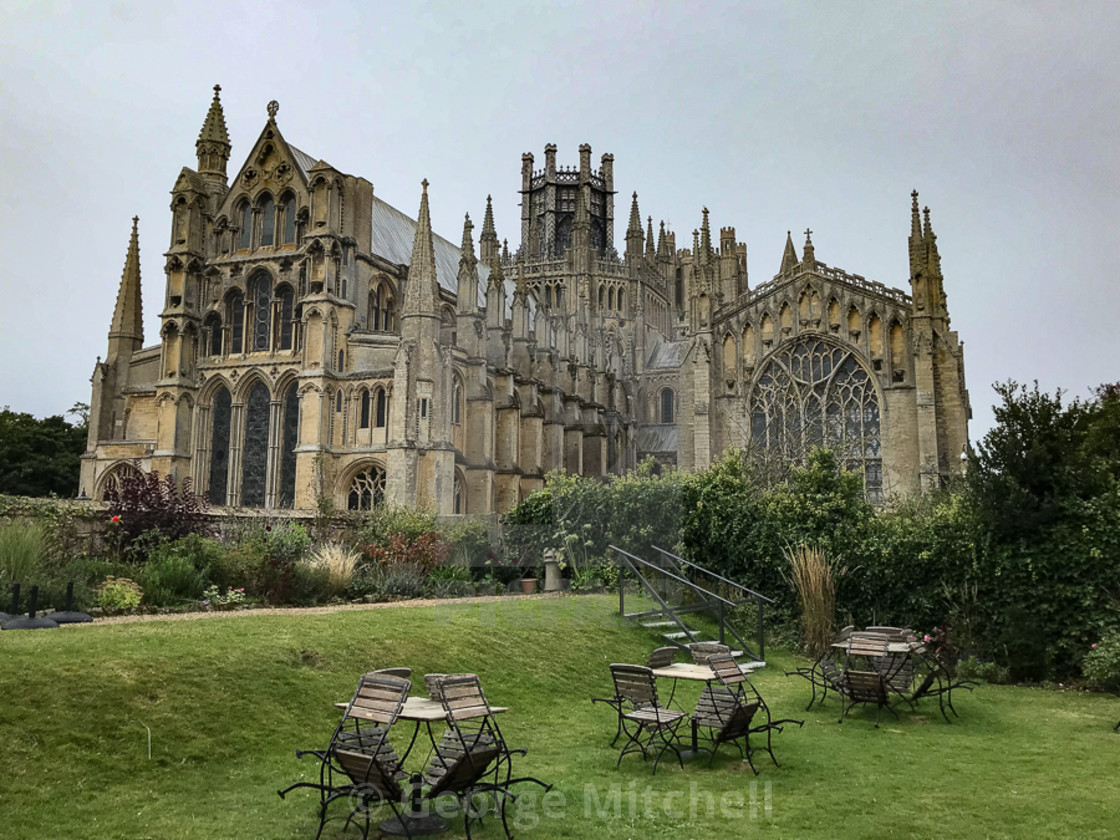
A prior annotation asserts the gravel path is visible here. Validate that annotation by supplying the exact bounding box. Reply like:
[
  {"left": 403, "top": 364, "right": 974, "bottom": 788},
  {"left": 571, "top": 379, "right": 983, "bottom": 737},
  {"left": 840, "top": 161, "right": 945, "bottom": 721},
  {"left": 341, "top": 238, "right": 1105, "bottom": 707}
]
[{"left": 67, "top": 592, "right": 559, "bottom": 627}]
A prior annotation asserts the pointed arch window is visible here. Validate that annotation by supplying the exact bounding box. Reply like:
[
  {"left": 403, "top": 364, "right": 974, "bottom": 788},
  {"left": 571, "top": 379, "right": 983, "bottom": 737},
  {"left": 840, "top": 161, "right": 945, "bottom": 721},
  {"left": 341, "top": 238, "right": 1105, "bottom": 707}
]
[
  {"left": 204, "top": 312, "right": 223, "bottom": 356},
  {"left": 277, "top": 285, "right": 294, "bottom": 350},
  {"left": 452, "top": 377, "right": 463, "bottom": 425},
  {"left": 660, "top": 388, "right": 675, "bottom": 424},
  {"left": 238, "top": 203, "right": 252, "bottom": 250},
  {"left": 282, "top": 195, "right": 297, "bottom": 244},
  {"left": 375, "top": 387, "right": 388, "bottom": 428},
  {"left": 259, "top": 195, "right": 275, "bottom": 247},
  {"left": 748, "top": 337, "right": 882, "bottom": 503},
  {"left": 249, "top": 272, "right": 272, "bottom": 352},
  {"left": 228, "top": 291, "right": 245, "bottom": 354},
  {"left": 370, "top": 280, "right": 395, "bottom": 332},
  {"left": 208, "top": 386, "right": 232, "bottom": 505},
  {"left": 348, "top": 464, "right": 386, "bottom": 511},
  {"left": 278, "top": 382, "right": 299, "bottom": 508},
  {"left": 454, "top": 471, "right": 465, "bottom": 515},
  {"left": 241, "top": 381, "right": 271, "bottom": 507},
  {"left": 359, "top": 388, "right": 371, "bottom": 429}
]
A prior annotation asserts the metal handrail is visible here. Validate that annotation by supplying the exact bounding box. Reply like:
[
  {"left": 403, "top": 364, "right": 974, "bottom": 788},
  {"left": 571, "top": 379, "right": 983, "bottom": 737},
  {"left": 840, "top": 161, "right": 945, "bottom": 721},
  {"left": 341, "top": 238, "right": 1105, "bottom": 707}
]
[
  {"left": 651, "top": 545, "right": 775, "bottom": 604},
  {"left": 610, "top": 547, "right": 699, "bottom": 646},
  {"left": 611, "top": 545, "right": 766, "bottom": 661},
  {"left": 609, "top": 546, "right": 738, "bottom": 608}
]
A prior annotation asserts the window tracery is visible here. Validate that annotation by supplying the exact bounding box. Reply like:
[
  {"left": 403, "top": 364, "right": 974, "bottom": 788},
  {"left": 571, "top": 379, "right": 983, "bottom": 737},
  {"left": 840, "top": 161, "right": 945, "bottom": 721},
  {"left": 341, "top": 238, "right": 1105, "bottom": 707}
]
[
  {"left": 348, "top": 465, "right": 386, "bottom": 511},
  {"left": 748, "top": 337, "right": 882, "bottom": 502}
]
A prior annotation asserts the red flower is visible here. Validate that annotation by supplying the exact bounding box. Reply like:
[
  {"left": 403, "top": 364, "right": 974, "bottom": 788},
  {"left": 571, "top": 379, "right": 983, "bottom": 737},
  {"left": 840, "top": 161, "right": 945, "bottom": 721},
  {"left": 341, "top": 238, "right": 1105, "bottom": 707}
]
[{"left": 111, "top": 515, "right": 121, "bottom": 524}]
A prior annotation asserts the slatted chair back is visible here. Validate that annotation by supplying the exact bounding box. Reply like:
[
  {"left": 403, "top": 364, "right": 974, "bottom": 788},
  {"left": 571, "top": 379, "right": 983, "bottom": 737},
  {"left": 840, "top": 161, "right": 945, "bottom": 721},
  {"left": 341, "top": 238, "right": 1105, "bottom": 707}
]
[
  {"left": 707, "top": 652, "right": 748, "bottom": 687},
  {"left": 844, "top": 669, "right": 888, "bottom": 704},
  {"left": 688, "top": 642, "right": 731, "bottom": 665},
  {"left": 343, "top": 674, "right": 412, "bottom": 726},
  {"left": 880, "top": 653, "right": 915, "bottom": 694},
  {"left": 425, "top": 672, "right": 476, "bottom": 703},
  {"left": 366, "top": 666, "right": 412, "bottom": 680},
  {"left": 692, "top": 683, "right": 740, "bottom": 728},
  {"left": 834, "top": 625, "right": 856, "bottom": 642},
  {"left": 331, "top": 747, "right": 406, "bottom": 803},
  {"left": 646, "top": 646, "right": 679, "bottom": 669},
  {"left": 438, "top": 674, "right": 494, "bottom": 722},
  {"left": 847, "top": 632, "right": 889, "bottom": 662},
  {"left": 866, "top": 626, "right": 913, "bottom": 642},
  {"left": 610, "top": 664, "right": 661, "bottom": 711},
  {"left": 425, "top": 739, "right": 502, "bottom": 795}
]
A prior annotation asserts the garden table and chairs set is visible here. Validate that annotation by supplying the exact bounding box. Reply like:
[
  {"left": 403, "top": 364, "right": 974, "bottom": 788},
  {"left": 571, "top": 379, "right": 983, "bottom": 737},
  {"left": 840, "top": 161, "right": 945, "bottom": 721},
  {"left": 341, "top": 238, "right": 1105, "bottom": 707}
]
[
  {"left": 786, "top": 625, "right": 977, "bottom": 726},
  {"left": 279, "top": 668, "right": 550, "bottom": 839},
  {"left": 593, "top": 642, "right": 804, "bottom": 775}
]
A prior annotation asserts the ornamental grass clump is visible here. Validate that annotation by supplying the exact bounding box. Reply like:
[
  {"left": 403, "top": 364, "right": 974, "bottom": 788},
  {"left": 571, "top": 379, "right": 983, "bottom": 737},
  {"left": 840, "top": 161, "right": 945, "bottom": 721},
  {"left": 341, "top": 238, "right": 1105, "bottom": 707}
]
[
  {"left": 0, "top": 519, "right": 44, "bottom": 587},
  {"left": 305, "top": 543, "right": 360, "bottom": 598},
  {"left": 785, "top": 543, "right": 838, "bottom": 661}
]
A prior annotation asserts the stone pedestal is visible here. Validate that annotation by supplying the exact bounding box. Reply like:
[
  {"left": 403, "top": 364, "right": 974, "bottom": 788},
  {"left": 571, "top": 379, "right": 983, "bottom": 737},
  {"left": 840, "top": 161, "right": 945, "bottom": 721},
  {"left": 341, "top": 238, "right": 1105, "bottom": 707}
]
[{"left": 543, "top": 548, "right": 562, "bottom": 592}]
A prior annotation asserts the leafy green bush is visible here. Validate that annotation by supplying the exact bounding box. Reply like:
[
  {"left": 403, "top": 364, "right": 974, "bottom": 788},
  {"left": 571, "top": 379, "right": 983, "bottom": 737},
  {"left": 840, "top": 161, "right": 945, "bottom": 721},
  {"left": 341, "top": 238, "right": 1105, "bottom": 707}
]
[
  {"left": 286, "top": 562, "right": 331, "bottom": 606},
  {"left": 379, "top": 562, "right": 426, "bottom": 599},
  {"left": 95, "top": 576, "right": 142, "bottom": 612},
  {"left": 504, "top": 459, "right": 686, "bottom": 572},
  {"left": 443, "top": 517, "right": 495, "bottom": 569},
  {"left": 138, "top": 546, "right": 210, "bottom": 606},
  {"left": 0, "top": 519, "right": 44, "bottom": 587},
  {"left": 1083, "top": 633, "right": 1120, "bottom": 690},
  {"left": 354, "top": 505, "right": 439, "bottom": 551}
]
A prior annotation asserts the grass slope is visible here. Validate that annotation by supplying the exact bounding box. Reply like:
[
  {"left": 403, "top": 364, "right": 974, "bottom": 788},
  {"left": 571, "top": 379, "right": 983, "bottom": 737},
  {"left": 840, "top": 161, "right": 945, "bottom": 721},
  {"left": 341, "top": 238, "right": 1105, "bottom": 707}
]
[{"left": 2, "top": 595, "right": 1118, "bottom": 839}]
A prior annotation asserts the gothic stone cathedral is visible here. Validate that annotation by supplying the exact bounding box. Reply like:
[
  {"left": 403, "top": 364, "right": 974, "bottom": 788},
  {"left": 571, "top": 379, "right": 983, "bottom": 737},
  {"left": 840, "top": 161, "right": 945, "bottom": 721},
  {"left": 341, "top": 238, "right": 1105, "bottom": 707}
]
[{"left": 81, "top": 89, "right": 970, "bottom": 514}]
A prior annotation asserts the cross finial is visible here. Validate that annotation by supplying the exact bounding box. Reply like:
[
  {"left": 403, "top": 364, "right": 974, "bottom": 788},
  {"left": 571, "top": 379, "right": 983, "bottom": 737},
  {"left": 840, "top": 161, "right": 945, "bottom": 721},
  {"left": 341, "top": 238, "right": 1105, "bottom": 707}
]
[
  {"left": 213, "top": 84, "right": 221, "bottom": 96},
  {"left": 422, "top": 178, "right": 429, "bottom": 191},
  {"left": 804, "top": 227, "right": 813, "bottom": 241},
  {"left": 267, "top": 100, "right": 279, "bottom": 118}
]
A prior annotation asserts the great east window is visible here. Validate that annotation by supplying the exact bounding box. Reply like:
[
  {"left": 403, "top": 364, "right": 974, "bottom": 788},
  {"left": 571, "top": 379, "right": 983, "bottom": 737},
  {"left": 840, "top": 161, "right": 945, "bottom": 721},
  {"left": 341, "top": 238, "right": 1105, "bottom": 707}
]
[{"left": 748, "top": 337, "right": 883, "bottom": 502}]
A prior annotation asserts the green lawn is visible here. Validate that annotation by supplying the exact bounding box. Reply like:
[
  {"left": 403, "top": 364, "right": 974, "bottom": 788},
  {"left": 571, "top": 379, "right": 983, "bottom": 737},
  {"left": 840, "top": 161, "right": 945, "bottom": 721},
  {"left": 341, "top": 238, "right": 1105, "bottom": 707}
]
[{"left": 2, "top": 595, "right": 1118, "bottom": 839}]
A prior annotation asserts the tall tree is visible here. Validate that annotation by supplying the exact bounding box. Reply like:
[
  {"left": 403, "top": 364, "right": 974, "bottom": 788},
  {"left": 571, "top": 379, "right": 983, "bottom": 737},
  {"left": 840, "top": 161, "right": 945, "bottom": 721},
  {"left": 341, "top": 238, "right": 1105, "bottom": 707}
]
[{"left": 0, "top": 408, "right": 86, "bottom": 497}]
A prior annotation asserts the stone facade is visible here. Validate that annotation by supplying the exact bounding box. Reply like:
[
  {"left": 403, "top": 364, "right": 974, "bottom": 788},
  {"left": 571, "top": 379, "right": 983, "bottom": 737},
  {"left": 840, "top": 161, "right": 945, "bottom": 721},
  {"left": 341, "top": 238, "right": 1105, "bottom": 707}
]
[{"left": 81, "top": 90, "right": 970, "bottom": 513}]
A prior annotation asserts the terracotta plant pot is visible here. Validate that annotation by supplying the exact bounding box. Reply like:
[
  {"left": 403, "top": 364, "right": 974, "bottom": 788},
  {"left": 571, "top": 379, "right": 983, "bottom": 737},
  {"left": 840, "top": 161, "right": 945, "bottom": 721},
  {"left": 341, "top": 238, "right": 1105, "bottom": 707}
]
[{"left": 519, "top": 578, "right": 538, "bottom": 595}]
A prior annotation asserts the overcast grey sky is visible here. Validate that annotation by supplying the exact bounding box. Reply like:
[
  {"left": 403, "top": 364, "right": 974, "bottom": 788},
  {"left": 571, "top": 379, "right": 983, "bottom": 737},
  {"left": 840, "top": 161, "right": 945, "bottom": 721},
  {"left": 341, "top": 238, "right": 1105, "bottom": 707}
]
[{"left": 1, "top": 0, "right": 1117, "bottom": 443}]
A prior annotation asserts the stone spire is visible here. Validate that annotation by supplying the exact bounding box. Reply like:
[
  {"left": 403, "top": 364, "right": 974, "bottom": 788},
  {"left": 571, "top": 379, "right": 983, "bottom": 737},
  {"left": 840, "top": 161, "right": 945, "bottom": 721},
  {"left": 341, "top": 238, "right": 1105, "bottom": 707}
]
[
  {"left": 801, "top": 227, "right": 815, "bottom": 265},
  {"left": 646, "top": 216, "right": 655, "bottom": 261},
  {"left": 657, "top": 220, "right": 669, "bottom": 259},
  {"left": 403, "top": 180, "right": 439, "bottom": 316},
  {"left": 479, "top": 194, "right": 499, "bottom": 264},
  {"left": 196, "top": 84, "right": 231, "bottom": 182},
  {"left": 625, "top": 192, "right": 643, "bottom": 262},
  {"left": 779, "top": 230, "right": 799, "bottom": 274},
  {"left": 627, "top": 192, "right": 642, "bottom": 235},
  {"left": 700, "top": 207, "right": 712, "bottom": 264},
  {"left": 109, "top": 217, "right": 144, "bottom": 352},
  {"left": 456, "top": 213, "right": 479, "bottom": 315}
]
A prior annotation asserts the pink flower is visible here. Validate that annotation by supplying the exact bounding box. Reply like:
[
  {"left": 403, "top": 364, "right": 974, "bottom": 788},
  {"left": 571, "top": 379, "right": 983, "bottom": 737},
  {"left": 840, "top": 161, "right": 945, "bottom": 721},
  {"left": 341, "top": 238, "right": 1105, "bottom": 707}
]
[
  {"left": 1092, "top": 643, "right": 1098, "bottom": 649},
  {"left": 923, "top": 634, "right": 931, "bottom": 642}
]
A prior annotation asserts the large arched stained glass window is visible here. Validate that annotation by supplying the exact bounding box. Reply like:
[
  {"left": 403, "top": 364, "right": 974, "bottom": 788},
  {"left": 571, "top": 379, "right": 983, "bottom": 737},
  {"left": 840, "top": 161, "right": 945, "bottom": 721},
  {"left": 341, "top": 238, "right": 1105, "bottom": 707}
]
[
  {"left": 748, "top": 337, "right": 882, "bottom": 502},
  {"left": 348, "top": 465, "right": 386, "bottom": 511},
  {"left": 278, "top": 383, "right": 299, "bottom": 508},
  {"left": 241, "top": 381, "right": 271, "bottom": 507},
  {"left": 208, "top": 386, "right": 232, "bottom": 505}
]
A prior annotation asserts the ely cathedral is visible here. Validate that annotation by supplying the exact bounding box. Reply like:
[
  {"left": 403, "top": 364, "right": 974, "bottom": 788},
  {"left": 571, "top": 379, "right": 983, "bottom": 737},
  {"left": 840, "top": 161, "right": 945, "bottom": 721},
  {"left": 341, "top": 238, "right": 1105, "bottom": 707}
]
[{"left": 81, "top": 89, "right": 970, "bottom": 514}]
